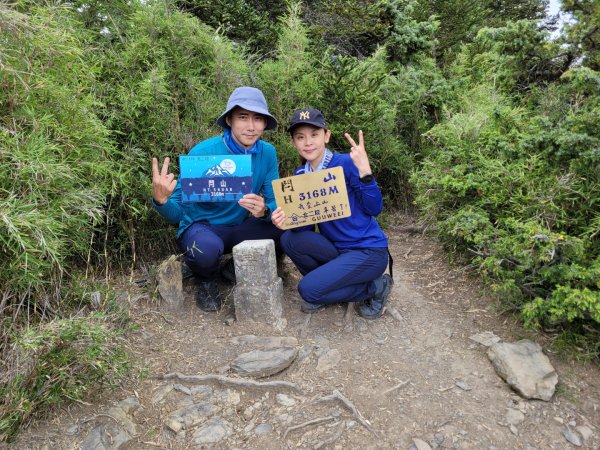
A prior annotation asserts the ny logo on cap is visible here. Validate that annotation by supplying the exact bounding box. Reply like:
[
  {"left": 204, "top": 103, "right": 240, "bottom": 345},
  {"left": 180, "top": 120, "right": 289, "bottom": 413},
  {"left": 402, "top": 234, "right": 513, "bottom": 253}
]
[{"left": 299, "top": 111, "right": 310, "bottom": 120}]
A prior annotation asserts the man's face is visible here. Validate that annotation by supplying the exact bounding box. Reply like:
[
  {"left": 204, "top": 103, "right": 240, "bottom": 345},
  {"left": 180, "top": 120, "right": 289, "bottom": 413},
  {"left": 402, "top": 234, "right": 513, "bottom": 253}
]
[{"left": 226, "top": 108, "right": 267, "bottom": 149}]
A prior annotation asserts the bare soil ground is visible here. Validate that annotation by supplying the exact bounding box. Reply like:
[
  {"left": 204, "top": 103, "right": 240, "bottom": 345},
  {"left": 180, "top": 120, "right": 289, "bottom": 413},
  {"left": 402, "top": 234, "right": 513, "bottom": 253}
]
[{"left": 6, "top": 225, "right": 600, "bottom": 449}]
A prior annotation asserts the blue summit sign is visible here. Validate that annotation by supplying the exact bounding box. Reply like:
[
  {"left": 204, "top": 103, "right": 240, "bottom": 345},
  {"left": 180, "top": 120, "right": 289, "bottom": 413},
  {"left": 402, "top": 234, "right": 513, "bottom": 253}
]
[{"left": 180, "top": 155, "right": 253, "bottom": 202}]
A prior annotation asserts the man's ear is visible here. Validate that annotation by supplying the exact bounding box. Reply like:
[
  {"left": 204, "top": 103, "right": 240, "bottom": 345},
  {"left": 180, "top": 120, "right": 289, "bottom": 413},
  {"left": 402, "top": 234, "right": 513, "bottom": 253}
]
[
  {"left": 225, "top": 115, "right": 231, "bottom": 127},
  {"left": 324, "top": 129, "right": 332, "bottom": 144}
]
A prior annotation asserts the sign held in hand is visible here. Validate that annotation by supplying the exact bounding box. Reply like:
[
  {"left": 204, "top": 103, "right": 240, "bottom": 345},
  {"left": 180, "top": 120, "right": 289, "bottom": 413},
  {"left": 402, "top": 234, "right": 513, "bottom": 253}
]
[
  {"left": 180, "top": 155, "right": 252, "bottom": 202},
  {"left": 272, "top": 166, "right": 351, "bottom": 229}
]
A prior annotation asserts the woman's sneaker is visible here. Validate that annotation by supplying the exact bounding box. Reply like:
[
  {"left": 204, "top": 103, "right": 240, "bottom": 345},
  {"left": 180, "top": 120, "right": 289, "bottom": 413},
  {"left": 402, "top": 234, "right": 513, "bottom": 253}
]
[
  {"left": 358, "top": 274, "right": 392, "bottom": 320},
  {"left": 196, "top": 280, "right": 222, "bottom": 311}
]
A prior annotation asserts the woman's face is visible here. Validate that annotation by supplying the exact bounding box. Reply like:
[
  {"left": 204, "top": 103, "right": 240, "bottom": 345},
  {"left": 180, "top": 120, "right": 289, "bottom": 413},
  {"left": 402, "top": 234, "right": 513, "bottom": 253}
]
[{"left": 291, "top": 125, "right": 331, "bottom": 169}]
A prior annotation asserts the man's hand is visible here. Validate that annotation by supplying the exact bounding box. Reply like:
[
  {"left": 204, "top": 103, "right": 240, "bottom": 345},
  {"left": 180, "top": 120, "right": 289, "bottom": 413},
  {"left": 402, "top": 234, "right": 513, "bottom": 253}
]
[
  {"left": 270, "top": 207, "right": 287, "bottom": 229},
  {"left": 152, "top": 157, "right": 177, "bottom": 205},
  {"left": 344, "top": 130, "right": 372, "bottom": 177},
  {"left": 239, "top": 193, "right": 267, "bottom": 218}
]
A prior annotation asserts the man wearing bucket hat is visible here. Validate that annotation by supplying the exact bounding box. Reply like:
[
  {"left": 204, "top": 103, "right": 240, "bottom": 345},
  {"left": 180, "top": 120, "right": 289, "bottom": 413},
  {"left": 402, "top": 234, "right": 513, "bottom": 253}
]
[{"left": 152, "top": 87, "right": 283, "bottom": 312}]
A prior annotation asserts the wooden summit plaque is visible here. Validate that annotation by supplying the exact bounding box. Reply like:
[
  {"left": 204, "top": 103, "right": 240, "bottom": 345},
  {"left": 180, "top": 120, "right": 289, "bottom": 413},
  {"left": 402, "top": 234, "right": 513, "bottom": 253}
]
[{"left": 272, "top": 166, "right": 351, "bottom": 229}]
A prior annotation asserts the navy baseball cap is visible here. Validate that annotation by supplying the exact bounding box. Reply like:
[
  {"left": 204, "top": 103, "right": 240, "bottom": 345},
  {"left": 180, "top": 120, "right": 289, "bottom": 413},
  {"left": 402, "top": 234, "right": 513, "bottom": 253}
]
[
  {"left": 216, "top": 87, "right": 278, "bottom": 131},
  {"left": 287, "top": 108, "right": 327, "bottom": 133}
]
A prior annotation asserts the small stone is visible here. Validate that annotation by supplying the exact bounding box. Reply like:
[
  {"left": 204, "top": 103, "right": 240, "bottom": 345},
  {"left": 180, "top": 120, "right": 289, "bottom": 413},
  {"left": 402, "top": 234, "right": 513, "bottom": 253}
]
[
  {"left": 469, "top": 331, "right": 501, "bottom": 347},
  {"left": 506, "top": 408, "right": 525, "bottom": 425},
  {"left": 254, "top": 423, "right": 273, "bottom": 434},
  {"left": 166, "top": 418, "right": 183, "bottom": 433},
  {"left": 509, "top": 424, "right": 518, "bottom": 435},
  {"left": 455, "top": 380, "right": 472, "bottom": 391},
  {"left": 432, "top": 433, "right": 444, "bottom": 449},
  {"left": 561, "top": 426, "right": 582, "bottom": 447},
  {"left": 193, "top": 417, "right": 232, "bottom": 444},
  {"left": 65, "top": 424, "right": 79, "bottom": 436},
  {"left": 152, "top": 384, "right": 174, "bottom": 404},
  {"left": 576, "top": 425, "right": 593, "bottom": 441},
  {"left": 412, "top": 438, "right": 433, "bottom": 450},
  {"left": 276, "top": 394, "right": 296, "bottom": 407},
  {"left": 316, "top": 348, "right": 341, "bottom": 372}
]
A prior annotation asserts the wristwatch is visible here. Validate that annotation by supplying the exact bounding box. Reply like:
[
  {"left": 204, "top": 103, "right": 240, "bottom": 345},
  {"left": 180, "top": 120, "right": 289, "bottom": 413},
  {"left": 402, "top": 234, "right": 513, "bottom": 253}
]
[
  {"left": 359, "top": 174, "right": 374, "bottom": 184},
  {"left": 262, "top": 206, "right": 271, "bottom": 218}
]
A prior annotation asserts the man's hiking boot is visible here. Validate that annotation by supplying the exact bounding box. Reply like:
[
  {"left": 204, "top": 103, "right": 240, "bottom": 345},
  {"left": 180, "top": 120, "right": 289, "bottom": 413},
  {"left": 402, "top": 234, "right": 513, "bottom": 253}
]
[
  {"left": 220, "top": 258, "right": 236, "bottom": 284},
  {"left": 358, "top": 274, "right": 392, "bottom": 320},
  {"left": 196, "top": 280, "right": 222, "bottom": 312},
  {"left": 301, "top": 300, "right": 325, "bottom": 314}
]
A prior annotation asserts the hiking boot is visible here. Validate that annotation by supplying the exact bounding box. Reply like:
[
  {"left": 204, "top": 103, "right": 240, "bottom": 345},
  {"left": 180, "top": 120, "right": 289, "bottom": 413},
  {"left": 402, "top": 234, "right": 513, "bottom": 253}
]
[
  {"left": 220, "top": 258, "right": 236, "bottom": 284},
  {"left": 196, "top": 280, "right": 222, "bottom": 311},
  {"left": 301, "top": 300, "right": 325, "bottom": 314},
  {"left": 358, "top": 274, "right": 392, "bottom": 320}
]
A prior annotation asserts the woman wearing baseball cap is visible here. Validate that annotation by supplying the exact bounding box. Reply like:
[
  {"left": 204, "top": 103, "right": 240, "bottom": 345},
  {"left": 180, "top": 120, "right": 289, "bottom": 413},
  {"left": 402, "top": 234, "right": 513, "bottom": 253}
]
[{"left": 271, "top": 108, "right": 392, "bottom": 319}]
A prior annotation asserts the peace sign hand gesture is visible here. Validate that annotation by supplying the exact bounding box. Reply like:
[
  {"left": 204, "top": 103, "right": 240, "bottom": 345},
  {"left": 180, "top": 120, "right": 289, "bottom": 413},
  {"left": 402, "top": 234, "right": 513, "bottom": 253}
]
[
  {"left": 344, "top": 130, "right": 372, "bottom": 178},
  {"left": 152, "top": 157, "right": 177, "bottom": 205}
]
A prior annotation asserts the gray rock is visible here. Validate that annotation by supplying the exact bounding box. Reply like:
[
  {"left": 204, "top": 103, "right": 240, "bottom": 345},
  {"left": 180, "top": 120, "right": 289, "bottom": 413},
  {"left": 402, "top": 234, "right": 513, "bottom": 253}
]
[
  {"left": 576, "top": 425, "right": 593, "bottom": 441},
  {"left": 231, "top": 347, "right": 298, "bottom": 378},
  {"left": 506, "top": 408, "right": 525, "bottom": 425},
  {"left": 152, "top": 383, "right": 174, "bottom": 404},
  {"left": 105, "top": 406, "right": 138, "bottom": 436},
  {"left": 487, "top": 340, "right": 558, "bottom": 401},
  {"left": 276, "top": 394, "right": 296, "bottom": 407},
  {"left": 254, "top": 423, "right": 273, "bottom": 434},
  {"left": 167, "top": 402, "right": 220, "bottom": 430},
  {"left": 412, "top": 438, "right": 433, "bottom": 450},
  {"left": 455, "top": 380, "right": 472, "bottom": 391},
  {"left": 561, "top": 426, "right": 583, "bottom": 447},
  {"left": 116, "top": 397, "right": 140, "bottom": 415},
  {"left": 156, "top": 255, "right": 184, "bottom": 311},
  {"left": 80, "top": 423, "right": 131, "bottom": 450},
  {"left": 469, "top": 331, "right": 501, "bottom": 347},
  {"left": 230, "top": 335, "right": 298, "bottom": 348},
  {"left": 316, "top": 348, "right": 342, "bottom": 372},
  {"left": 193, "top": 417, "right": 232, "bottom": 444}
]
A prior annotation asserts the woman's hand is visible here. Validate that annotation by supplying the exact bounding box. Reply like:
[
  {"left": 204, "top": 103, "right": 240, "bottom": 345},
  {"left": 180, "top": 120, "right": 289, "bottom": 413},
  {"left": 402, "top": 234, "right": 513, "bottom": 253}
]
[
  {"left": 271, "top": 207, "right": 287, "bottom": 229},
  {"left": 344, "top": 130, "right": 372, "bottom": 177}
]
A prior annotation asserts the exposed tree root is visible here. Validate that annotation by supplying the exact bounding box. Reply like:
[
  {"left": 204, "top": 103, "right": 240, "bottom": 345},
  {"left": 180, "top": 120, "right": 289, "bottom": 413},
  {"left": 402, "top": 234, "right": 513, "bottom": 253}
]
[
  {"left": 157, "top": 372, "right": 303, "bottom": 394},
  {"left": 313, "top": 389, "right": 379, "bottom": 436},
  {"left": 283, "top": 416, "right": 336, "bottom": 439}
]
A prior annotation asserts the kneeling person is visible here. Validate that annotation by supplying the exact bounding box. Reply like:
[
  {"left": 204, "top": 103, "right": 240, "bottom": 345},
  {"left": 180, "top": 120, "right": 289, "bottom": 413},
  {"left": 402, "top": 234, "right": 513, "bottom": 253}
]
[{"left": 271, "top": 109, "right": 391, "bottom": 319}]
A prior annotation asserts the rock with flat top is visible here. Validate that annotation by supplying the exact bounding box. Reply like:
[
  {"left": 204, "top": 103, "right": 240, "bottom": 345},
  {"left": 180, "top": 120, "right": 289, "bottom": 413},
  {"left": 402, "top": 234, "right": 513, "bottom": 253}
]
[{"left": 487, "top": 339, "right": 558, "bottom": 401}]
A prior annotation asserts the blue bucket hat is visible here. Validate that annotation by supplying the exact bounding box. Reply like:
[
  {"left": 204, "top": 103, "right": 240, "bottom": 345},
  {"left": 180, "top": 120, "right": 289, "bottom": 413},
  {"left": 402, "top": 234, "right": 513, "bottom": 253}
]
[{"left": 216, "top": 87, "right": 278, "bottom": 131}]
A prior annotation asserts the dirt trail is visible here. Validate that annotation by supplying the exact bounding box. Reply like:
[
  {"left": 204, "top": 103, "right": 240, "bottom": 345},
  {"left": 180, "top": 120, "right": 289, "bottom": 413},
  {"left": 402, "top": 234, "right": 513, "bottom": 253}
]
[{"left": 7, "top": 228, "right": 600, "bottom": 449}]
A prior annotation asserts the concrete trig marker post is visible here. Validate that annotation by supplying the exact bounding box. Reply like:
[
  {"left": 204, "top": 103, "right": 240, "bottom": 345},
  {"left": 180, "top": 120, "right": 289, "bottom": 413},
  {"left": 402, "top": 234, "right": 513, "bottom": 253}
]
[{"left": 232, "top": 239, "right": 286, "bottom": 330}]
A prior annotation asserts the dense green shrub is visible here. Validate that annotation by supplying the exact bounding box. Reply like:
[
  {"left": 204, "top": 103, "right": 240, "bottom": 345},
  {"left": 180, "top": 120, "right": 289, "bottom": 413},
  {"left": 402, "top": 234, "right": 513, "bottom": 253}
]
[
  {"left": 0, "top": 3, "right": 115, "bottom": 313},
  {"left": 412, "top": 31, "right": 599, "bottom": 346}
]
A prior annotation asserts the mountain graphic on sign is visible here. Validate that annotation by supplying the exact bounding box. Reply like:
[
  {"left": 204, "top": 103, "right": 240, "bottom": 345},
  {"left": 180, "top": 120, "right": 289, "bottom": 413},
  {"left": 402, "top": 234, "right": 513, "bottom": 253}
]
[{"left": 202, "top": 164, "right": 233, "bottom": 176}]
